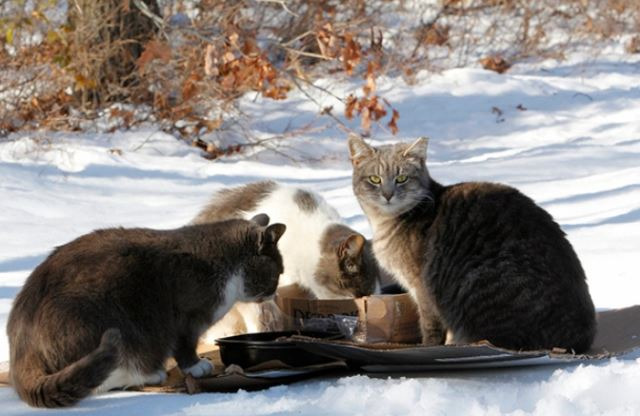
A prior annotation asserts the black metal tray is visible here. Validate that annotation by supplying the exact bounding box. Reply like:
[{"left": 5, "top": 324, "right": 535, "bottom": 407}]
[{"left": 216, "top": 330, "right": 343, "bottom": 369}]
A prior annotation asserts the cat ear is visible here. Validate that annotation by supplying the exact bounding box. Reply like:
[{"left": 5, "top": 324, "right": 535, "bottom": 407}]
[
  {"left": 260, "top": 223, "right": 286, "bottom": 253},
  {"left": 401, "top": 137, "right": 428, "bottom": 161},
  {"left": 347, "top": 133, "right": 374, "bottom": 166},
  {"left": 250, "top": 213, "right": 270, "bottom": 226},
  {"left": 338, "top": 234, "right": 365, "bottom": 259}
]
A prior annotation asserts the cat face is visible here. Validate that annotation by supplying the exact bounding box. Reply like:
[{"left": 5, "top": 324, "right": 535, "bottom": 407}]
[
  {"left": 315, "top": 228, "right": 378, "bottom": 298},
  {"left": 348, "top": 134, "right": 432, "bottom": 217},
  {"left": 241, "top": 216, "right": 287, "bottom": 302}
]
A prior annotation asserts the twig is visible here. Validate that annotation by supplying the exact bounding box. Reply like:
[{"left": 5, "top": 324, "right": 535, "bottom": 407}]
[
  {"left": 255, "top": 0, "right": 300, "bottom": 18},
  {"left": 131, "top": 0, "right": 165, "bottom": 30},
  {"left": 283, "top": 47, "right": 333, "bottom": 61},
  {"left": 286, "top": 71, "right": 347, "bottom": 103},
  {"left": 286, "top": 74, "right": 352, "bottom": 134},
  {"left": 282, "top": 30, "right": 316, "bottom": 46},
  {"left": 131, "top": 129, "right": 163, "bottom": 152}
]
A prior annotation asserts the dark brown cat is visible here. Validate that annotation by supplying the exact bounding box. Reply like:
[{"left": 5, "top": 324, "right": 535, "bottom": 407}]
[
  {"left": 7, "top": 214, "right": 285, "bottom": 407},
  {"left": 348, "top": 134, "right": 596, "bottom": 352}
]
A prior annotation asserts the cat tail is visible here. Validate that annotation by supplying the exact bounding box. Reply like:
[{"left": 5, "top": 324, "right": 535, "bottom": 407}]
[{"left": 11, "top": 328, "right": 122, "bottom": 408}]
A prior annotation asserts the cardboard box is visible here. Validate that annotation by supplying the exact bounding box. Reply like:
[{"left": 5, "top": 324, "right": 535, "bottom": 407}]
[{"left": 275, "top": 284, "right": 421, "bottom": 344}]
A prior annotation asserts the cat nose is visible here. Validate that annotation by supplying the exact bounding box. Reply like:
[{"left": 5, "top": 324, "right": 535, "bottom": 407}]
[{"left": 382, "top": 190, "right": 394, "bottom": 201}]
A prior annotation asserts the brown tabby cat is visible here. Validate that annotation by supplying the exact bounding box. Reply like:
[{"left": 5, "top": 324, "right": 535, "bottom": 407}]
[
  {"left": 7, "top": 214, "right": 285, "bottom": 408},
  {"left": 348, "top": 134, "right": 596, "bottom": 352}
]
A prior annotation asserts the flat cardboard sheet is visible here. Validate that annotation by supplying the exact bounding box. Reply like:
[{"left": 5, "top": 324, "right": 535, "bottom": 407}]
[
  {"left": 292, "top": 306, "right": 640, "bottom": 372},
  {"left": 0, "top": 346, "right": 349, "bottom": 394},
  {"left": 184, "top": 362, "right": 349, "bottom": 394},
  {"left": 2, "top": 306, "right": 638, "bottom": 393}
]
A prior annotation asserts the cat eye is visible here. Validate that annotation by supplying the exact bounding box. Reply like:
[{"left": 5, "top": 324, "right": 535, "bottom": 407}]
[
  {"left": 395, "top": 175, "right": 408, "bottom": 184},
  {"left": 368, "top": 175, "right": 382, "bottom": 184}
]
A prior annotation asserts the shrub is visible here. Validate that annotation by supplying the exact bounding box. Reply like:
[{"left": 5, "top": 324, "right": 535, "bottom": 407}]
[{"left": 1, "top": 0, "right": 639, "bottom": 156}]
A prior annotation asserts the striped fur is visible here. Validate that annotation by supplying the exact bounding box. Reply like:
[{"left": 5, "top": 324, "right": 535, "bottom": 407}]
[{"left": 349, "top": 135, "right": 596, "bottom": 352}]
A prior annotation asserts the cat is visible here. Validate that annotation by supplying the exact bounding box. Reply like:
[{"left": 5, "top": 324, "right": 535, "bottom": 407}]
[
  {"left": 193, "top": 180, "right": 381, "bottom": 300},
  {"left": 347, "top": 133, "right": 596, "bottom": 353},
  {"left": 192, "top": 180, "right": 381, "bottom": 338},
  {"left": 7, "top": 214, "right": 285, "bottom": 408}
]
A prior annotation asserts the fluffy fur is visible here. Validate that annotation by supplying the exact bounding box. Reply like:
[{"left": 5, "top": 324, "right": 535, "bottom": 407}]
[
  {"left": 193, "top": 181, "right": 381, "bottom": 339},
  {"left": 348, "top": 134, "right": 596, "bottom": 352},
  {"left": 7, "top": 216, "right": 285, "bottom": 407},
  {"left": 193, "top": 181, "right": 381, "bottom": 299}
]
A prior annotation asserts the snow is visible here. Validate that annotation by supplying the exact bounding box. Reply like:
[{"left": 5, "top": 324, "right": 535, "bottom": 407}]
[{"left": 1, "top": 51, "right": 640, "bottom": 414}]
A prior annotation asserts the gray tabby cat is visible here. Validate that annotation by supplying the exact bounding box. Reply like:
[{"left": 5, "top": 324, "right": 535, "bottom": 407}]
[
  {"left": 348, "top": 134, "right": 596, "bottom": 352},
  {"left": 7, "top": 214, "right": 285, "bottom": 408}
]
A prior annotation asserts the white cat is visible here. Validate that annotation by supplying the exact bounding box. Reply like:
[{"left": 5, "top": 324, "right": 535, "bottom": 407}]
[{"left": 192, "top": 180, "right": 381, "bottom": 340}]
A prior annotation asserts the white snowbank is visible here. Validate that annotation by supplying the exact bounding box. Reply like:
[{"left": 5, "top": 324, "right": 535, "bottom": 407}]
[{"left": 1, "top": 357, "right": 639, "bottom": 416}]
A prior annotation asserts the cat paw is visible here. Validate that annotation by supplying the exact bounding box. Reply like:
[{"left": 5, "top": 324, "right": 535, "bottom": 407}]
[
  {"left": 144, "top": 369, "right": 167, "bottom": 386},
  {"left": 182, "top": 358, "right": 214, "bottom": 378}
]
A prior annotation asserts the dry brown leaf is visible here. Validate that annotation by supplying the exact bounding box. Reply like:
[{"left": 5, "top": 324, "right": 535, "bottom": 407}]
[
  {"left": 360, "top": 106, "right": 371, "bottom": 132},
  {"left": 341, "top": 34, "right": 361, "bottom": 75},
  {"left": 182, "top": 73, "right": 201, "bottom": 102},
  {"left": 109, "top": 108, "right": 134, "bottom": 126},
  {"left": 417, "top": 24, "right": 449, "bottom": 47},
  {"left": 137, "top": 40, "right": 171, "bottom": 72},
  {"left": 154, "top": 92, "right": 169, "bottom": 111},
  {"left": 373, "top": 103, "right": 386, "bottom": 120},
  {"left": 316, "top": 22, "right": 337, "bottom": 59},
  {"left": 262, "top": 85, "right": 289, "bottom": 100},
  {"left": 202, "top": 117, "right": 223, "bottom": 132},
  {"left": 242, "top": 37, "right": 258, "bottom": 55},
  {"left": 626, "top": 36, "right": 640, "bottom": 54},
  {"left": 171, "top": 104, "right": 193, "bottom": 119},
  {"left": 388, "top": 109, "right": 399, "bottom": 135},
  {"left": 74, "top": 74, "right": 97, "bottom": 89},
  {"left": 229, "top": 32, "right": 239, "bottom": 47},
  {"left": 222, "top": 51, "right": 236, "bottom": 64},
  {"left": 363, "top": 61, "right": 378, "bottom": 96},
  {"left": 221, "top": 73, "right": 236, "bottom": 90},
  {"left": 204, "top": 44, "right": 218, "bottom": 76},
  {"left": 363, "top": 72, "right": 376, "bottom": 96},
  {"left": 345, "top": 94, "right": 357, "bottom": 120},
  {"left": 480, "top": 55, "right": 511, "bottom": 74}
]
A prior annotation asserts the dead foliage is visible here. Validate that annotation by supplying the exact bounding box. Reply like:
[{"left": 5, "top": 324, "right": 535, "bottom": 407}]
[
  {"left": 1, "top": 0, "right": 406, "bottom": 155},
  {"left": 65, "top": 0, "right": 161, "bottom": 108},
  {"left": 415, "top": 23, "right": 450, "bottom": 47},
  {"left": 1, "top": 0, "right": 640, "bottom": 158},
  {"left": 626, "top": 36, "right": 640, "bottom": 54},
  {"left": 480, "top": 55, "right": 511, "bottom": 73}
]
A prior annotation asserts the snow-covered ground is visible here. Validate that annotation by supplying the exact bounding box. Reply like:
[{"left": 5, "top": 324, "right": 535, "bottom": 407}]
[{"left": 1, "top": 51, "right": 639, "bottom": 415}]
